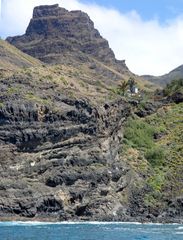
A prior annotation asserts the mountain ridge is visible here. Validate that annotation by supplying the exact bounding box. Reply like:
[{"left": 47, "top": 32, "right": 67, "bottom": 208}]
[{"left": 142, "top": 64, "right": 183, "bottom": 86}]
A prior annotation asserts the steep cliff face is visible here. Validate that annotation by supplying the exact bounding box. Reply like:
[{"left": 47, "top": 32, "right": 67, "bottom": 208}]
[
  {"left": 0, "top": 71, "right": 132, "bottom": 220},
  {"left": 0, "top": 67, "right": 182, "bottom": 222},
  {"left": 7, "top": 4, "right": 129, "bottom": 75}
]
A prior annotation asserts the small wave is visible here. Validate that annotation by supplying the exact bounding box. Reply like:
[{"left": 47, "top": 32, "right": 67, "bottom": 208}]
[
  {"left": 177, "top": 226, "right": 183, "bottom": 230},
  {"left": 175, "top": 232, "right": 183, "bottom": 235},
  {"left": 0, "top": 221, "right": 60, "bottom": 226},
  {"left": 0, "top": 221, "right": 183, "bottom": 227},
  {"left": 0, "top": 221, "right": 149, "bottom": 226}
]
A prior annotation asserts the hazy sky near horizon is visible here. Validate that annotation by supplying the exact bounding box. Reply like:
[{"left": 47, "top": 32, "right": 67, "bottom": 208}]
[{"left": 0, "top": 0, "right": 183, "bottom": 75}]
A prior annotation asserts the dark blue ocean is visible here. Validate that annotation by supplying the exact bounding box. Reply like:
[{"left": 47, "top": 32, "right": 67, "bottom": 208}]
[{"left": 0, "top": 222, "right": 183, "bottom": 240}]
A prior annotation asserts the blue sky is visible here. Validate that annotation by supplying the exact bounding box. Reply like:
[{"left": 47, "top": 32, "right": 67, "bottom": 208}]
[
  {"left": 80, "top": 0, "right": 183, "bottom": 22},
  {"left": 1, "top": 0, "right": 183, "bottom": 75}
]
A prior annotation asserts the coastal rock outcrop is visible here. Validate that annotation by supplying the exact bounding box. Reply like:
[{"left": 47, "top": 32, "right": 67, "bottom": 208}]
[{"left": 0, "top": 93, "right": 132, "bottom": 220}]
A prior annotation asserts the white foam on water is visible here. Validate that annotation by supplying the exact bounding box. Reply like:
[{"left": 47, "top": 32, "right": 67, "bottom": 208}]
[
  {"left": 0, "top": 221, "right": 182, "bottom": 227},
  {"left": 177, "top": 226, "right": 183, "bottom": 229},
  {"left": 0, "top": 221, "right": 58, "bottom": 226},
  {"left": 175, "top": 232, "right": 183, "bottom": 235}
]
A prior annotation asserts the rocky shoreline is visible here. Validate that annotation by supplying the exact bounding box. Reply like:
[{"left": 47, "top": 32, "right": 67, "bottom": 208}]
[{"left": 0, "top": 216, "right": 182, "bottom": 224}]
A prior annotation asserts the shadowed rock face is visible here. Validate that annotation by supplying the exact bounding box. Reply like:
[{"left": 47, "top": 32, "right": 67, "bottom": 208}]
[
  {"left": 7, "top": 4, "right": 128, "bottom": 74},
  {"left": 0, "top": 54, "right": 134, "bottom": 221},
  {"left": 1, "top": 88, "right": 182, "bottom": 222},
  {"left": 0, "top": 91, "right": 132, "bottom": 220},
  {"left": 0, "top": 5, "right": 136, "bottom": 222}
]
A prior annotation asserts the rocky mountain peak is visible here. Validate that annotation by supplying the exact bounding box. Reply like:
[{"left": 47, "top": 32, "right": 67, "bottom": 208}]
[
  {"left": 7, "top": 4, "right": 129, "bottom": 74},
  {"left": 32, "top": 4, "right": 61, "bottom": 18},
  {"left": 32, "top": 4, "right": 88, "bottom": 20},
  {"left": 25, "top": 4, "right": 96, "bottom": 38}
]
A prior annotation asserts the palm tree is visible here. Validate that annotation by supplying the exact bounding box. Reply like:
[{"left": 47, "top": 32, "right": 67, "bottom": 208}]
[{"left": 118, "top": 80, "right": 128, "bottom": 96}]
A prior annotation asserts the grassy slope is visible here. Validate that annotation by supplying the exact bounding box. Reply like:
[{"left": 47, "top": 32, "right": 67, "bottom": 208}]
[
  {"left": 0, "top": 38, "right": 156, "bottom": 97},
  {"left": 0, "top": 58, "right": 158, "bottom": 109},
  {"left": 122, "top": 102, "right": 183, "bottom": 210},
  {"left": 0, "top": 64, "right": 118, "bottom": 108},
  {"left": 0, "top": 39, "right": 41, "bottom": 71},
  {"left": 89, "top": 56, "right": 158, "bottom": 92}
]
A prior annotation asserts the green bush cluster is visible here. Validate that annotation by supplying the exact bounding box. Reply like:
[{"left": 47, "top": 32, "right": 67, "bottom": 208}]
[
  {"left": 144, "top": 168, "right": 166, "bottom": 207},
  {"left": 123, "top": 118, "right": 165, "bottom": 167},
  {"left": 164, "top": 78, "right": 183, "bottom": 96},
  {"left": 145, "top": 147, "right": 165, "bottom": 167},
  {"left": 124, "top": 118, "right": 155, "bottom": 149}
]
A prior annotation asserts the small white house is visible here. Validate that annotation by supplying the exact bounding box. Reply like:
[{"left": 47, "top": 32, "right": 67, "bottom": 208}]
[{"left": 131, "top": 86, "right": 139, "bottom": 94}]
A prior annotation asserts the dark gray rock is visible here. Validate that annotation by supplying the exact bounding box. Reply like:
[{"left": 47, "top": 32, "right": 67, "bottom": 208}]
[
  {"left": 0, "top": 92, "right": 133, "bottom": 221},
  {"left": 168, "top": 91, "right": 183, "bottom": 104},
  {"left": 7, "top": 4, "right": 129, "bottom": 76}
]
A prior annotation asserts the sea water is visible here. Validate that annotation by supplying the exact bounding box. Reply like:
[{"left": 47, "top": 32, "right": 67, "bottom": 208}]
[{"left": 0, "top": 222, "right": 183, "bottom": 240}]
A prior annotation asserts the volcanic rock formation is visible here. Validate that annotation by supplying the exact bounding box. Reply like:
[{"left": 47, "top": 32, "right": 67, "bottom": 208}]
[
  {"left": 7, "top": 4, "right": 128, "bottom": 75},
  {"left": 1, "top": 4, "right": 182, "bottom": 223}
]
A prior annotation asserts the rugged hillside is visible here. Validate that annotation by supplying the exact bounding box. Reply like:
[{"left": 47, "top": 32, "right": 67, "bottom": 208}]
[
  {"left": 1, "top": 64, "right": 182, "bottom": 222},
  {"left": 142, "top": 65, "right": 183, "bottom": 87},
  {"left": 0, "top": 64, "right": 133, "bottom": 221},
  {"left": 7, "top": 4, "right": 129, "bottom": 76},
  {"left": 0, "top": 39, "right": 41, "bottom": 71},
  {"left": 0, "top": 4, "right": 182, "bottom": 223}
]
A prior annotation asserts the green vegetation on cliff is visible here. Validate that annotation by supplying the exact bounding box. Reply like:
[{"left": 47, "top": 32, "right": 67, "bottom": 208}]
[
  {"left": 163, "top": 78, "right": 183, "bottom": 96},
  {"left": 122, "top": 101, "right": 183, "bottom": 210}
]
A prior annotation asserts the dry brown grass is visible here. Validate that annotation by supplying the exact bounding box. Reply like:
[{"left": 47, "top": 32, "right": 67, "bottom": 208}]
[{"left": 0, "top": 39, "right": 41, "bottom": 71}]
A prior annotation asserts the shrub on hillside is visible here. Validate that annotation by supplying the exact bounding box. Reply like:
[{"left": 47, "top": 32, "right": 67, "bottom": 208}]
[
  {"left": 124, "top": 118, "right": 155, "bottom": 149},
  {"left": 164, "top": 78, "right": 183, "bottom": 96},
  {"left": 145, "top": 147, "right": 165, "bottom": 167}
]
